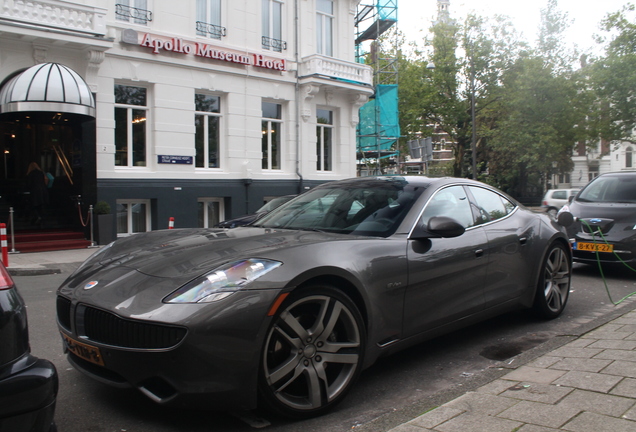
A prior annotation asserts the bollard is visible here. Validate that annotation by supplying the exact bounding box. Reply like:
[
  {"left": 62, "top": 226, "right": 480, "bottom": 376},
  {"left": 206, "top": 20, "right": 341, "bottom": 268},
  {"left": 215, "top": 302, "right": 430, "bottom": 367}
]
[
  {"left": 1, "top": 223, "right": 8, "bottom": 267},
  {"left": 169, "top": 217, "right": 174, "bottom": 229}
]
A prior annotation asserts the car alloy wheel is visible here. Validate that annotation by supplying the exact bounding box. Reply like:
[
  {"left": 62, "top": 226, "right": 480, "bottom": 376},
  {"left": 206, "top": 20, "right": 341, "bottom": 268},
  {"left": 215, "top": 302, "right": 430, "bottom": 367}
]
[
  {"left": 533, "top": 242, "right": 571, "bottom": 319},
  {"left": 259, "top": 285, "right": 365, "bottom": 418}
]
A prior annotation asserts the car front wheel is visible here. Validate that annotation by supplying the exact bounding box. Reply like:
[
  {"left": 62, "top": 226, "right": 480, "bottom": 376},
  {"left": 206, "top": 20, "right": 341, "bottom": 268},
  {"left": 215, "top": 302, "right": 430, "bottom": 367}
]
[
  {"left": 533, "top": 242, "right": 571, "bottom": 319},
  {"left": 259, "top": 284, "right": 366, "bottom": 418}
]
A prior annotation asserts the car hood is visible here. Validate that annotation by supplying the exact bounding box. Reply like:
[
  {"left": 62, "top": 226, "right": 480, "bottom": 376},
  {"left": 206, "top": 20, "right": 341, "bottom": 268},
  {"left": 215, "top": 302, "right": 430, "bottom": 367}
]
[{"left": 64, "top": 227, "right": 351, "bottom": 285}]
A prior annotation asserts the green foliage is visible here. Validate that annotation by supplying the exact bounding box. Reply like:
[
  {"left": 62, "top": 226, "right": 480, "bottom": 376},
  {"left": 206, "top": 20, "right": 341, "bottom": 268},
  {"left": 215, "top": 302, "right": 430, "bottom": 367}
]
[{"left": 94, "top": 201, "right": 111, "bottom": 215}]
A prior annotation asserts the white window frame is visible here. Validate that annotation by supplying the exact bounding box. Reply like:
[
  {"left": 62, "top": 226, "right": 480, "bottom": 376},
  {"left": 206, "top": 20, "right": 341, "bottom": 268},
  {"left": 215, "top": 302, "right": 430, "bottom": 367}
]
[
  {"left": 198, "top": 197, "right": 225, "bottom": 228},
  {"left": 195, "top": 93, "right": 222, "bottom": 169},
  {"left": 316, "top": 0, "right": 334, "bottom": 56},
  {"left": 116, "top": 0, "right": 151, "bottom": 25},
  {"left": 114, "top": 84, "right": 148, "bottom": 168},
  {"left": 262, "top": 0, "right": 284, "bottom": 51},
  {"left": 196, "top": 0, "right": 222, "bottom": 38},
  {"left": 262, "top": 101, "right": 283, "bottom": 171},
  {"left": 316, "top": 108, "right": 334, "bottom": 172},
  {"left": 116, "top": 199, "right": 151, "bottom": 236}
]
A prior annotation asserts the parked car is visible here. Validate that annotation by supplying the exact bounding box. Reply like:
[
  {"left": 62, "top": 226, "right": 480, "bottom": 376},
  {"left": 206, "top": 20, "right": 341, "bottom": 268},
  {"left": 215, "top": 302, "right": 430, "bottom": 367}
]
[
  {"left": 56, "top": 176, "right": 571, "bottom": 419},
  {"left": 216, "top": 195, "right": 296, "bottom": 228},
  {"left": 559, "top": 171, "right": 636, "bottom": 265},
  {"left": 541, "top": 188, "right": 580, "bottom": 217},
  {"left": 0, "top": 261, "right": 58, "bottom": 432}
]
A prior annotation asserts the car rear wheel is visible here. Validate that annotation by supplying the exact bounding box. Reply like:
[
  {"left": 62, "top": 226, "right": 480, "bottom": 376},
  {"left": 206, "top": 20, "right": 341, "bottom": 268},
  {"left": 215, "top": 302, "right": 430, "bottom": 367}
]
[
  {"left": 259, "top": 285, "right": 365, "bottom": 418},
  {"left": 533, "top": 242, "right": 571, "bottom": 319}
]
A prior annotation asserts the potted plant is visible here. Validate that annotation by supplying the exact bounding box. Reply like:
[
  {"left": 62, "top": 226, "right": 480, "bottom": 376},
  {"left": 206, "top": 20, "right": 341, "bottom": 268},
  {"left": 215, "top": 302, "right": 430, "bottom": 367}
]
[{"left": 93, "top": 201, "right": 114, "bottom": 245}]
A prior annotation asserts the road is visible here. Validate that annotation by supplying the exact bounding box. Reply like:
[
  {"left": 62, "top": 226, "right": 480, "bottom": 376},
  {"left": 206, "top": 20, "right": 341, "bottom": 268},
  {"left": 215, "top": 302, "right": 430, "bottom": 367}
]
[{"left": 16, "top": 262, "right": 636, "bottom": 432}]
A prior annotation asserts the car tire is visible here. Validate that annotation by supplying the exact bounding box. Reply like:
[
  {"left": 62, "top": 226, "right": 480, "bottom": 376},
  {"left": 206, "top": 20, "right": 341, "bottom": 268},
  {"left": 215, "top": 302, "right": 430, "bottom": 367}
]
[
  {"left": 532, "top": 242, "right": 571, "bottom": 319},
  {"left": 258, "top": 284, "right": 366, "bottom": 419}
]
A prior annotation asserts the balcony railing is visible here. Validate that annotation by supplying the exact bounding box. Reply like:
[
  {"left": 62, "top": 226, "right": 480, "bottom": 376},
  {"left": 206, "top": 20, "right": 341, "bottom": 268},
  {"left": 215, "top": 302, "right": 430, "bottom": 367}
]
[
  {"left": 261, "top": 36, "right": 287, "bottom": 52},
  {"left": 0, "top": 0, "right": 107, "bottom": 35},
  {"left": 299, "top": 55, "right": 373, "bottom": 86},
  {"left": 115, "top": 3, "right": 152, "bottom": 24},
  {"left": 196, "top": 21, "right": 226, "bottom": 39}
]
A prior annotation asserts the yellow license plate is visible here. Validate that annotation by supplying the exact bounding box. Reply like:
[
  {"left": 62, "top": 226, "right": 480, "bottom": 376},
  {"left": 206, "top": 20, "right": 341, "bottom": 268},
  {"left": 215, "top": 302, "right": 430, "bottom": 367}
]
[
  {"left": 575, "top": 242, "right": 614, "bottom": 253},
  {"left": 61, "top": 333, "right": 104, "bottom": 366}
]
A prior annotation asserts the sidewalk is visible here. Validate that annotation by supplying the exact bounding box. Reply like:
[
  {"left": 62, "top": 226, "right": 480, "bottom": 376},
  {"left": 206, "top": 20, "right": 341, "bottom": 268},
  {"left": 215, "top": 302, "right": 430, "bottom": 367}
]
[
  {"left": 6, "top": 248, "right": 636, "bottom": 431},
  {"left": 5, "top": 247, "right": 99, "bottom": 276}
]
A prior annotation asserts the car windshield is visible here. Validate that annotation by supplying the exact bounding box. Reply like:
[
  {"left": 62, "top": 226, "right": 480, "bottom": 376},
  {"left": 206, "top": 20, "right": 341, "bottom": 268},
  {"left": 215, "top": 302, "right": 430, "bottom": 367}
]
[
  {"left": 256, "top": 195, "right": 294, "bottom": 213},
  {"left": 577, "top": 175, "right": 636, "bottom": 203},
  {"left": 254, "top": 178, "right": 425, "bottom": 237}
]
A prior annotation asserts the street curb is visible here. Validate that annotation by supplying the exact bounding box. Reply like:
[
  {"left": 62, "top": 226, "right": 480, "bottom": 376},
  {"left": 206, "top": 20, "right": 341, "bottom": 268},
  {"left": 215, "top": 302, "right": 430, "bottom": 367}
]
[{"left": 8, "top": 267, "right": 62, "bottom": 276}]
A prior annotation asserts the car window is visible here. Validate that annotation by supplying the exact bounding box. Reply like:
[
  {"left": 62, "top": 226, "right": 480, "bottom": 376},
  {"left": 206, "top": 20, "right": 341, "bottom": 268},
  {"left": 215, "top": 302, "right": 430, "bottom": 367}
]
[
  {"left": 552, "top": 191, "right": 567, "bottom": 200},
  {"left": 420, "top": 185, "right": 475, "bottom": 228},
  {"left": 468, "top": 186, "right": 515, "bottom": 224},
  {"left": 578, "top": 175, "right": 636, "bottom": 203}
]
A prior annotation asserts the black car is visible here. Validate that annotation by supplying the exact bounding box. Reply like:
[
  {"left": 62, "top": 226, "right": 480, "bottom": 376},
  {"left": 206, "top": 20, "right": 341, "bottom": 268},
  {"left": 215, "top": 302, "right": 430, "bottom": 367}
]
[
  {"left": 216, "top": 195, "right": 295, "bottom": 228},
  {"left": 560, "top": 171, "right": 636, "bottom": 265},
  {"left": 57, "top": 176, "right": 571, "bottom": 418},
  {"left": 0, "top": 261, "right": 58, "bottom": 432}
]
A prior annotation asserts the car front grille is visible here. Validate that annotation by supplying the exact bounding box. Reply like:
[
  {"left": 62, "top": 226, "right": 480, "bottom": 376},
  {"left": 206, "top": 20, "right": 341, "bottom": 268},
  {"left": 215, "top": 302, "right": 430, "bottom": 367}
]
[
  {"left": 81, "top": 306, "right": 187, "bottom": 349},
  {"left": 57, "top": 296, "right": 72, "bottom": 331},
  {"left": 56, "top": 295, "right": 187, "bottom": 350}
]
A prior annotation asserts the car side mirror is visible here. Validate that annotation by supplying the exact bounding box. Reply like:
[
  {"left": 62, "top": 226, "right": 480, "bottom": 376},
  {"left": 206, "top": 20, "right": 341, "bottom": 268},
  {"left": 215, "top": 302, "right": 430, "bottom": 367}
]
[{"left": 410, "top": 216, "right": 465, "bottom": 239}]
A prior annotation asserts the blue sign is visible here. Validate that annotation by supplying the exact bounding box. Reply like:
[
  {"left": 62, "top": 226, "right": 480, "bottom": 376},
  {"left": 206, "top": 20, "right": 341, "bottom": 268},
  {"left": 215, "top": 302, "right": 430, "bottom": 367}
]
[{"left": 158, "top": 155, "right": 193, "bottom": 164}]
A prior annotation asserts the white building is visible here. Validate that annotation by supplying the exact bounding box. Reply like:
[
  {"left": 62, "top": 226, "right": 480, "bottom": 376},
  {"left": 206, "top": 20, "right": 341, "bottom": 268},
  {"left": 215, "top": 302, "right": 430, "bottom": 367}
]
[
  {"left": 567, "top": 139, "right": 635, "bottom": 190},
  {"left": 0, "top": 0, "right": 373, "bottom": 243}
]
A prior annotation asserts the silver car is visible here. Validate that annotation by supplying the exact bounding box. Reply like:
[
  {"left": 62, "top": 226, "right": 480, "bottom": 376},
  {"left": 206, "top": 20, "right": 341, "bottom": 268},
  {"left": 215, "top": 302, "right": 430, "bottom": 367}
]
[{"left": 56, "top": 176, "right": 572, "bottom": 418}]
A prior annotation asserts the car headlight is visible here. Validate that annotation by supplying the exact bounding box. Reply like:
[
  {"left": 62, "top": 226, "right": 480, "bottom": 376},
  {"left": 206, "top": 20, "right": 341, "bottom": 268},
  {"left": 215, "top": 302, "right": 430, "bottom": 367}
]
[{"left": 163, "top": 258, "right": 282, "bottom": 304}]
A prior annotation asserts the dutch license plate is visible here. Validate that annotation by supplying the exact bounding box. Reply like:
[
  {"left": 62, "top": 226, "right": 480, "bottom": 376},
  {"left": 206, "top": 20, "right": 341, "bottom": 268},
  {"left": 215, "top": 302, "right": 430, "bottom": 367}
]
[
  {"left": 575, "top": 242, "right": 614, "bottom": 253},
  {"left": 61, "top": 333, "right": 104, "bottom": 366}
]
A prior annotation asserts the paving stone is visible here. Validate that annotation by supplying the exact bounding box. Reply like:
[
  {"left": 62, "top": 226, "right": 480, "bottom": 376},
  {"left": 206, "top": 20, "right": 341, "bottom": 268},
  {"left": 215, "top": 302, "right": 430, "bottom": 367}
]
[
  {"left": 582, "top": 328, "right": 633, "bottom": 341},
  {"left": 547, "top": 347, "right": 603, "bottom": 358},
  {"left": 502, "top": 366, "right": 567, "bottom": 384},
  {"left": 527, "top": 356, "right": 562, "bottom": 369},
  {"left": 623, "top": 403, "right": 636, "bottom": 421},
  {"left": 563, "top": 339, "right": 595, "bottom": 349},
  {"left": 443, "top": 392, "right": 518, "bottom": 416},
  {"left": 588, "top": 339, "right": 636, "bottom": 350},
  {"left": 408, "top": 406, "right": 464, "bottom": 430},
  {"left": 476, "top": 379, "right": 519, "bottom": 396},
  {"left": 601, "top": 360, "right": 636, "bottom": 379},
  {"left": 610, "top": 377, "right": 636, "bottom": 398},
  {"left": 499, "top": 382, "right": 573, "bottom": 404},
  {"left": 388, "top": 424, "right": 431, "bottom": 432},
  {"left": 553, "top": 370, "right": 623, "bottom": 393},
  {"left": 561, "top": 411, "right": 636, "bottom": 432},
  {"left": 434, "top": 412, "right": 522, "bottom": 432},
  {"left": 557, "top": 389, "right": 635, "bottom": 417},
  {"left": 616, "top": 324, "right": 636, "bottom": 333},
  {"left": 549, "top": 357, "right": 613, "bottom": 373},
  {"left": 594, "top": 349, "right": 636, "bottom": 362},
  {"left": 517, "top": 425, "right": 560, "bottom": 432},
  {"left": 498, "top": 400, "right": 581, "bottom": 428}
]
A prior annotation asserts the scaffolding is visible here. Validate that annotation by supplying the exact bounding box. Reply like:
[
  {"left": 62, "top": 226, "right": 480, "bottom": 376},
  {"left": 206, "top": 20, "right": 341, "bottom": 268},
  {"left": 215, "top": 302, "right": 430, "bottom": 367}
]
[{"left": 355, "top": 0, "right": 399, "bottom": 175}]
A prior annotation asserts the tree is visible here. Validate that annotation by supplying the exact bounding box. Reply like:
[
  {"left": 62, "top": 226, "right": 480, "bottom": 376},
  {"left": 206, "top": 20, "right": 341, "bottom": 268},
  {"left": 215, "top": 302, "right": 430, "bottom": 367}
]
[{"left": 588, "top": 4, "right": 636, "bottom": 144}]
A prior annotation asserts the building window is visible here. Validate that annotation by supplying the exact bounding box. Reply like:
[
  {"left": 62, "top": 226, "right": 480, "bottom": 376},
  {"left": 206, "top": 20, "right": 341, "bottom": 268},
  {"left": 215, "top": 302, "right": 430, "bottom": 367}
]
[
  {"left": 198, "top": 198, "right": 224, "bottom": 227},
  {"left": 262, "top": 102, "right": 282, "bottom": 170},
  {"left": 316, "top": 0, "right": 333, "bottom": 56},
  {"left": 627, "top": 147, "right": 633, "bottom": 168},
  {"left": 115, "top": 85, "right": 147, "bottom": 167},
  {"left": 316, "top": 109, "right": 333, "bottom": 171},
  {"left": 195, "top": 94, "right": 221, "bottom": 168},
  {"left": 116, "top": 200, "right": 150, "bottom": 235},
  {"left": 116, "top": 0, "right": 152, "bottom": 24},
  {"left": 196, "top": 0, "right": 225, "bottom": 38},
  {"left": 262, "top": 0, "right": 284, "bottom": 52}
]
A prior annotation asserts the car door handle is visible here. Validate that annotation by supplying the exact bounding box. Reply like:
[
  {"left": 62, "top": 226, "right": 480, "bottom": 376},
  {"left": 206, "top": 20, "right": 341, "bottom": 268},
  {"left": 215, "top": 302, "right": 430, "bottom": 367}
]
[
  {"left": 475, "top": 249, "right": 484, "bottom": 258},
  {"left": 519, "top": 237, "right": 527, "bottom": 245}
]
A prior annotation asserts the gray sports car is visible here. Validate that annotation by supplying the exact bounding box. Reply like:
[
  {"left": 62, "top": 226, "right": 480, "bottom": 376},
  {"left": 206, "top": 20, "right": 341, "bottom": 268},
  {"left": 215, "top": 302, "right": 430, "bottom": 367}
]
[{"left": 56, "top": 176, "right": 572, "bottom": 418}]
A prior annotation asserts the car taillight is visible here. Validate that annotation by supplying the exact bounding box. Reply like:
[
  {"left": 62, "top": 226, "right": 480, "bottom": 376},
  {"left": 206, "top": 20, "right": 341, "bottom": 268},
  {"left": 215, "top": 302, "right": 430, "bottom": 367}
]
[
  {"left": 0, "top": 262, "right": 14, "bottom": 290},
  {"left": 543, "top": 201, "right": 548, "bottom": 206}
]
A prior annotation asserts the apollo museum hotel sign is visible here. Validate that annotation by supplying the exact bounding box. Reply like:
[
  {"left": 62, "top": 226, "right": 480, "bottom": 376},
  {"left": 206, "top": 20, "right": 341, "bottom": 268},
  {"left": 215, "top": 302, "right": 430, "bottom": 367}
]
[{"left": 121, "top": 29, "right": 287, "bottom": 72}]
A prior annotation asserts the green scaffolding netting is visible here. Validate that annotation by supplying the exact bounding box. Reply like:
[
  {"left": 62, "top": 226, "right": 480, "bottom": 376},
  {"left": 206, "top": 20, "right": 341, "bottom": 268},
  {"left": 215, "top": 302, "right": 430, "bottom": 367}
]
[
  {"left": 377, "top": 0, "right": 397, "bottom": 21},
  {"left": 357, "top": 84, "right": 400, "bottom": 153}
]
